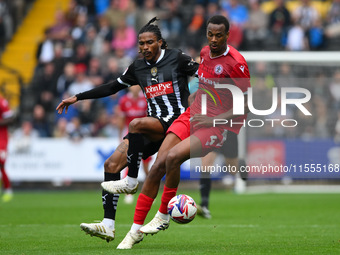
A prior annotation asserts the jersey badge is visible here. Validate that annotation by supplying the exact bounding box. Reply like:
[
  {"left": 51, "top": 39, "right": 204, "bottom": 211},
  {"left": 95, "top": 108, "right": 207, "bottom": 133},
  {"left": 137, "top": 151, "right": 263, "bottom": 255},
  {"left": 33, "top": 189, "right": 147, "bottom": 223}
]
[
  {"left": 214, "top": 64, "right": 223, "bottom": 75},
  {"left": 151, "top": 67, "right": 157, "bottom": 77}
]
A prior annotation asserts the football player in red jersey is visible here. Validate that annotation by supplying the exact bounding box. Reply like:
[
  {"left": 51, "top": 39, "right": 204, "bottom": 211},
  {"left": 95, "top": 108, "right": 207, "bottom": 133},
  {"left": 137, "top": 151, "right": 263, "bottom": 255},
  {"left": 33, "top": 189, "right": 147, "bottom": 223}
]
[
  {"left": 109, "top": 15, "right": 251, "bottom": 249},
  {"left": 0, "top": 95, "right": 15, "bottom": 202}
]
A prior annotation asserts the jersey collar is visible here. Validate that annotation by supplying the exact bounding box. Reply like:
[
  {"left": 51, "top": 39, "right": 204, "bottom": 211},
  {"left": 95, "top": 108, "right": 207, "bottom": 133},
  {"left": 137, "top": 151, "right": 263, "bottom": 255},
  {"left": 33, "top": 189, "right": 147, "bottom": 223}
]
[
  {"left": 146, "top": 49, "right": 165, "bottom": 65},
  {"left": 209, "top": 46, "right": 229, "bottom": 59}
]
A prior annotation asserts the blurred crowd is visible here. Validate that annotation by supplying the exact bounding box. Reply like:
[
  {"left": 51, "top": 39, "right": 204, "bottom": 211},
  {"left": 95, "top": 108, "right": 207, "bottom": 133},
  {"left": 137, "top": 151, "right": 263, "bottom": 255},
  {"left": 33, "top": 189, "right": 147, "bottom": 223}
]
[{"left": 2, "top": 0, "right": 340, "bottom": 140}]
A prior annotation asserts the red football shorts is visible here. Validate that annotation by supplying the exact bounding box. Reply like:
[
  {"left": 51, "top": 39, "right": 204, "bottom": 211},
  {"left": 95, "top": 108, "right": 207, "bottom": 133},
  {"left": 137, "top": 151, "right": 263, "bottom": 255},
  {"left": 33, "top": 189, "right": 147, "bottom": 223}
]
[{"left": 167, "top": 108, "right": 236, "bottom": 155}]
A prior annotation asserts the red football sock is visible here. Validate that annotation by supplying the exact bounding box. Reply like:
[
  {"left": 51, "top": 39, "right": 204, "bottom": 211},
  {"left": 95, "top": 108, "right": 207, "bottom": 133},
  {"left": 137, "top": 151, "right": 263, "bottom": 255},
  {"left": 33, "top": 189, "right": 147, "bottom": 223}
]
[
  {"left": 134, "top": 193, "right": 154, "bottom": 225},
  {"left": 159, "top": 185, "right": 178, "bottom": 214},
  {"left": 0, "top": 167, "right": 11, "bottom": 189}
]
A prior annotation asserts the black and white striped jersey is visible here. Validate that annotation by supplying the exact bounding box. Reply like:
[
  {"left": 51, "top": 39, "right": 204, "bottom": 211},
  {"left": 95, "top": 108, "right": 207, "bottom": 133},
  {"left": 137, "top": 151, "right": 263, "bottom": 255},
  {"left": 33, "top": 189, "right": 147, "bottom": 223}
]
[{"left": 117, "top": 49, "right": 198, "bottom": 126}]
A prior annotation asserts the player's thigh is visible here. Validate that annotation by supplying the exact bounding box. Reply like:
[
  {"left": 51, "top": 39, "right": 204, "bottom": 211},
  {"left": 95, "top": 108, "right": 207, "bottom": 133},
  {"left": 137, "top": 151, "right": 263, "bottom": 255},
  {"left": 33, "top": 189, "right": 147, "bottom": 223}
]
[
  {"left": 104, "top": 139, "right": 128, "bottom": 173},
  {"left": 128, "top": 117, "right": 164, "bottom": 140}
]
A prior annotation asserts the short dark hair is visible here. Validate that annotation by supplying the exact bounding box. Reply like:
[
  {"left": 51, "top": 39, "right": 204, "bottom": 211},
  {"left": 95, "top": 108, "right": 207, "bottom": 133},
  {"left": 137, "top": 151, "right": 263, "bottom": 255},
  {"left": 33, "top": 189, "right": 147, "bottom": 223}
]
[
  {"left": 207, "top": 15, "right": 230, "bottom": 33},
  {"left": 138, "top": 17, "right": 168, "bottom": 49}
]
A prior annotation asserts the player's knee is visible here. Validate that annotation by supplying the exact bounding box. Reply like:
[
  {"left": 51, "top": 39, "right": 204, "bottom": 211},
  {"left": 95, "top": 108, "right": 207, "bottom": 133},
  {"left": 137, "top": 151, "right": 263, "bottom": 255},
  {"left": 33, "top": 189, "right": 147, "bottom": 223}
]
[
  {"left": 147, "top": 159, "right": 164, "bottom": 178},
  {"left": 166, "top": 150, "right": 181, "bottom": 168},
  {"left": 128, "top": 118, "right": 144, "bottom": 133}
]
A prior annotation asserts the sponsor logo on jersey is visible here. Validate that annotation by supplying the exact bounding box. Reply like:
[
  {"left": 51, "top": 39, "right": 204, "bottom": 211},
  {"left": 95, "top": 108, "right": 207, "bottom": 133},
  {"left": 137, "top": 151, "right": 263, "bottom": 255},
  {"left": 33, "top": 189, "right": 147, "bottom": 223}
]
[
  {"left": 145, "top": 82, "right": 174, "bottom": 99},
  {"left": 239, "top": 65, "right": 245, "bottom": 73}
]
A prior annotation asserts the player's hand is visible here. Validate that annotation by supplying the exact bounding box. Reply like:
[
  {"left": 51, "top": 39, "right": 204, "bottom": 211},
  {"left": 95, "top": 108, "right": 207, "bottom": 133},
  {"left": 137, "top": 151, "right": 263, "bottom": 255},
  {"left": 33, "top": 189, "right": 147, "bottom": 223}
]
[
  {"left": 190, "top": 114, "right": 215, "bottom": 128},
  {"left": 56, "top": 95, "right": 77, "bottom": 114}
]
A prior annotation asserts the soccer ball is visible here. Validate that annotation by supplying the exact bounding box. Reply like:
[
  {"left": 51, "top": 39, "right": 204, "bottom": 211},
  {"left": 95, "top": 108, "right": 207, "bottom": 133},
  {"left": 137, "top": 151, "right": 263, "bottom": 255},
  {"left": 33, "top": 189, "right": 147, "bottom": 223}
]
[{"left": 167, "top": 194, "right": 197, "bottom": 224}]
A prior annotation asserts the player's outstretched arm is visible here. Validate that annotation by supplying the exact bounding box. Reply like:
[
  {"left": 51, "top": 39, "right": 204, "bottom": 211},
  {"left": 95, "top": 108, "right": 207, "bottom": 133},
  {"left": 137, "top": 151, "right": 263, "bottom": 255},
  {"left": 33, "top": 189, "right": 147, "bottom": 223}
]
[{"left": 56, "top": 80, "right": 128, "bottom": 114}]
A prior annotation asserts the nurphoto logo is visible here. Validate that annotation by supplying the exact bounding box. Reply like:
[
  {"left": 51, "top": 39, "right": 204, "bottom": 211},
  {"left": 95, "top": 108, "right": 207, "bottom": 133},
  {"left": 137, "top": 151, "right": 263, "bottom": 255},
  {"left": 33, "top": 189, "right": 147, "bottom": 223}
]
[{"left": 200, "top": 84, "right": 312, "bottom": 128}]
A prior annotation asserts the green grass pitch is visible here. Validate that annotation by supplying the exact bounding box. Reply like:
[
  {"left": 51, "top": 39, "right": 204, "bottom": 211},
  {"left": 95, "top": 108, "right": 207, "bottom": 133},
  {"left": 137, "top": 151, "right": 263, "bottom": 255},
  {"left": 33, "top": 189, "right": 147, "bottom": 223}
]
[{"left": 0, "top": 189, "right": 339, "bottom": 254}]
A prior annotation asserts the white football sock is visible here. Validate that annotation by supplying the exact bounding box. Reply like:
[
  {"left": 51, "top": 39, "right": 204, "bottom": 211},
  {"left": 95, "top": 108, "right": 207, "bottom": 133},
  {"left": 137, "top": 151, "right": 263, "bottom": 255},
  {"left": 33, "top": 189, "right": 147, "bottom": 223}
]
[
  {"left": 102, "top": 218, "right": 115, "bottom": 229},
  {"left": 130, "top": 223, "right": 142, "bottom": 232},
  {"left": 156, "top": 210, "right": 170, "bottom": 221},
  {"left": 126, "top": 176, "right": 138, "bottom": 188}
]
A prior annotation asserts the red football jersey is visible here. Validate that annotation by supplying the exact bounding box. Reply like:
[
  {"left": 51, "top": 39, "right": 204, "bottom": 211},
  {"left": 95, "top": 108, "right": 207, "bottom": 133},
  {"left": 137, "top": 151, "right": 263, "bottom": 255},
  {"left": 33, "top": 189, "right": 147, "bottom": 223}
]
[
  {"left": 0, "top": 97, "right": 14, "bottom": 146},
  {"left": 119, "top": 91, "right": 148, "bottom": 128},
  {"left": 191, "top": 45, "right": 251, "bottom": 134}
]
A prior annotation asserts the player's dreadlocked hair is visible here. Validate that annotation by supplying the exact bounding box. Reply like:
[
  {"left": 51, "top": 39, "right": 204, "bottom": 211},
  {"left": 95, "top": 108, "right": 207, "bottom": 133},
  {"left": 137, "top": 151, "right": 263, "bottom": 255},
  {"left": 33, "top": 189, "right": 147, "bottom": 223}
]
[{"left": 138, "top": 17, "right": 168, "bottom": 49}]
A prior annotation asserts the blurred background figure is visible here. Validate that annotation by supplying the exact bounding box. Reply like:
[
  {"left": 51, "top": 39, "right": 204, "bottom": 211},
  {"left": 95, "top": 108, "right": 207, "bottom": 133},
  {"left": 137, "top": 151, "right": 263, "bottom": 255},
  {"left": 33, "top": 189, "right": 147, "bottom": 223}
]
[
  {"left": 12, "top": 119, "right": 39, "bottom": 152},
  {"left": 0, "top": 95, "right": 15, "bottom": 202}
]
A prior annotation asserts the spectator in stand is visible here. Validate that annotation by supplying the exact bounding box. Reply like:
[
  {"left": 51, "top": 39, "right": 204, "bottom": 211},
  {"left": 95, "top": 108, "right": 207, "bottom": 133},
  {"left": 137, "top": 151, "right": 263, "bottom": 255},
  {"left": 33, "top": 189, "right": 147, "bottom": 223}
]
[
  {"left": 12, "top": 120, "right": 39, "bottom": 152},
  {"left": 56, "top": 62, "right": 76, "bottom": 98},
  {"left": 111, "top": 19, "right": 137, "bottom": 58},
  {"left": 71, "top": 43, "right": 91, "bottom": 67},
  {"left": 0, "top": 0, "right": 12, "bottom": 48},
  {"left": 126, "top": 0, "right": 137, "bottom": 28},
  {"left": 325, "top": 0, "right": 340, "bottom": 39},
  {"left": 221, "top": 0, "right": 248, "bottom": 26},
  {"left": 53, "top": 117, "right": 69, "bottom": 138},
  {"left": 91, "top": 109, "right": 110, "bottom": 137},
  {"left": 52, "top": 42, "right": 68, "bottom": 78},
  {"left": 94, "top": 0, "right": 110, "bottom": 16},
  {"left": 101, "top": 106, "right": 122, "bottom": 138},
  {"left": 98, "top": 41, "right": 116, "bottom": 74},
  {"left": 87, "top": 56, "right": 104, "bottom": 87},
  {"left": 36, "top": 28, "right": 54, "bottom": 69},
  {"left": 206, "top": 2, "right": 222, "bottom": 19},
  {"left": 67, "top": 116, "right": 90, "bottom": 141},
  {"left": 221, "top": 0, "right": 249, "bottom": 49},
  {"left": 67, "top": 64, "right": 98, "bottom": 126},
  {"left": 286, "top": 20, "right": 308, "bottom": 51},
  {"left": 308, "top": 17, "right": 324, "bottom": 50},
  {"left": 135, "top": 0, "right": 160, "bottom": 32},
  {"left": 67, "top": 63, "right": 94, "bottom": 96},
  {"left": 115, "top": 48, "right": 133, "bottom": 73},
  {"left": 98, "top": 57, "right": 122, "bottom": 115},
  {"left": 32, "top": 62, "right": 58, "bottom": 113},
  {"left": 292, "top": 0, "right": 320, "bottom": 33},
  {"left": 71, "top": 12, "right": 90, "bottom": 43},
  {"left": 186, "top": 4, "right": 206, "bottom": 52},
  {"left": 97, "top": 15, "right": 113, "bottom": 42},
  {"left": 269, "top": 0, "right": 291, "bottom": 48},
  {"left": 49, "top": 9, "right": 71, "bottom": 42},
  {"left": 244, "top": 0, "right": 268, "bottom": 50},
  {"left": 160, "top": 0, "right": 183, "bottom": 47},
  {"left": 64, "top": 0, "right": 88, "bottom": 27},
  {"left": 104, "top": 0, "right": 127, "bottom": 30},
  {"left": 0, "top": 13, "right": 5, "bottom": 52},
  {"left": 32, "top": 104, "right": 51, "bottom": 137},
  {"left": 89, "top": 16, "right": 113, "bottom": 57}
]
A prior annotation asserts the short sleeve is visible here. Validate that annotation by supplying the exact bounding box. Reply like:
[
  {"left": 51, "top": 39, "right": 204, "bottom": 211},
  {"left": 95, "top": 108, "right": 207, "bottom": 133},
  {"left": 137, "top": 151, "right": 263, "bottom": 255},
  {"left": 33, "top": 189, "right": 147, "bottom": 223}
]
[
  {"left": 118, "top": 62, "right": 138, "bottom": 87},
  {"left": 230, "top": 63, "right": 251, "bottom": 93},
  {"left": 177, "top": 51, "right": 199, "bottom": 76}
]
